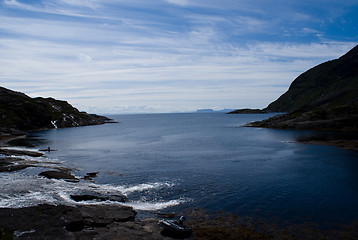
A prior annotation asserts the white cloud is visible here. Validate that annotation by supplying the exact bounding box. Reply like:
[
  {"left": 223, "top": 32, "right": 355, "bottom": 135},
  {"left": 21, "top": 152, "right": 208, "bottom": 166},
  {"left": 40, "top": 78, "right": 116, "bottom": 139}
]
[
  {"left": 78, "top": 53, "right": 92, "bottom": 63},
  {"left": 1, "top": 0, "right": 357, "bottom": 113},
  {"left": 164, "top": 0, "right": 189, "bottom": 6}
]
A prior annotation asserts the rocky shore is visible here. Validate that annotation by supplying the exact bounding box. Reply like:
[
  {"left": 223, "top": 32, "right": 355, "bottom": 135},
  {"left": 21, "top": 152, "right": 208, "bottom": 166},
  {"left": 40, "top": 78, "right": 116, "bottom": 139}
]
[
  {"left": 2, "top": 137, "right": 358, "bottom": 239},
  {"left": 0, "top": 204, "right": 177, "bottom": 240},
  {"left": 0, "top": 137, "right": 194, "bottom": 240},
  {"left": 246, "top": 106, "right": 358, "bottom": 151}
]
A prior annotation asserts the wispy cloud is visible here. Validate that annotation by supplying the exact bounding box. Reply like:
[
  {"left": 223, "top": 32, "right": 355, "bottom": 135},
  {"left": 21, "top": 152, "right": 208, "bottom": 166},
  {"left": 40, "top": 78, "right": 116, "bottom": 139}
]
[
  {"left": 164, "top": 0, "right": 189, "bottom": 7},
  {"left": 0, "top": 0, "right": 357, "bottom": 113}
]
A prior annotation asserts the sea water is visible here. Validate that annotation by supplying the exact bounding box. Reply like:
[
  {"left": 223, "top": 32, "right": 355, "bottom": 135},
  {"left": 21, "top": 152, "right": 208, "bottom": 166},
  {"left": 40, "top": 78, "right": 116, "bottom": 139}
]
[{"left": 1, "top": 113, "right": 358, "bottom": 225}]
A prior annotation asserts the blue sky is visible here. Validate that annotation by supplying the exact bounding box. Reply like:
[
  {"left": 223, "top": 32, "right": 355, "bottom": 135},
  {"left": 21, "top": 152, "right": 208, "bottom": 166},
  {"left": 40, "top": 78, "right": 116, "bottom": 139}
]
[{"left": 0, "top": 0, "right": 357, "bottom": 114}]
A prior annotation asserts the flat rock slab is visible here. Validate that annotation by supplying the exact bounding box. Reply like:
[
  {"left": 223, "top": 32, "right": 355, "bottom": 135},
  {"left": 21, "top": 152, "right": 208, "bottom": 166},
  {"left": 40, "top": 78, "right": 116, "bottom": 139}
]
[
  {"left": 39, "top": 170, "right": 80, "bottom": 182},
  {"left": 78, "top": 205, "right": 136, "bottom": 227},
  {"left": 0, "top": 157, "right": 30, "bottom": 172},
  {"left": 0, "top": 204, "right": 187, "bottom": 240},
  {"left": 0, "top": 148, "right": 43, "bottom": 157},
  {"left": 0, "top": 204, "right": 78, "bottom": 240},
  {"left": 71, "top": 192, "right": 128, "bottom": 203}
]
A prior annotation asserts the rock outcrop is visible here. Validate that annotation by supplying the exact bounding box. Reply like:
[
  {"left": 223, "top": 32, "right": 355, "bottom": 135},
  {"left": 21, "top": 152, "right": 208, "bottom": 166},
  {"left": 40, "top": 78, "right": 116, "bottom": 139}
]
[
  {"left": 0, "top": 204, "right": 183, "bottom": 240},
  {"left": 246, "top": 45, "right": 358, "bottom": 132},
  {"left": 0, "top": 86, "right": 113, "bottom": 137},
  {"left": 227, "top": 108, "right": 267, "bottom": 114},
  {"left": 39, "top": 170, "right": 80, "bottom": 182},
  {"left": 265, "top": 45, "right": 358, "bottom": 113}
]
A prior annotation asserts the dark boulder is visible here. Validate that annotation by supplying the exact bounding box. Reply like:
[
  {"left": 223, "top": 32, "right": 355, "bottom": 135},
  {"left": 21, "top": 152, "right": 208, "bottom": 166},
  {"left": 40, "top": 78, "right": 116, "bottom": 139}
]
[
  {"left": 39, "top": 170, "right": 79, "bottom": 182},
  {"left": 70, "top": 191, "right": 128, "bottom": 203}
]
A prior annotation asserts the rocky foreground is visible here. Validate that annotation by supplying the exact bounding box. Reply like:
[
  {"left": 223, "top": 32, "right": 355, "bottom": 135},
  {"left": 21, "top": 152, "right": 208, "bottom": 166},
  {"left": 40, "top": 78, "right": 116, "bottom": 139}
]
[
  {"left": 0, "top": 145, "right": 193, "bottom": 240},
  {"left": 0, "top": 204, "right": 181, "bottom": 240}
]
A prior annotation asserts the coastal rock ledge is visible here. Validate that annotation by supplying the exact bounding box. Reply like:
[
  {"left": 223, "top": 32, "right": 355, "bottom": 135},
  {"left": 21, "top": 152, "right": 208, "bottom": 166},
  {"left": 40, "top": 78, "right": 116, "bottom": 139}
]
[{"left": 0, "top": 204, "right": 178, "bottom": 240}]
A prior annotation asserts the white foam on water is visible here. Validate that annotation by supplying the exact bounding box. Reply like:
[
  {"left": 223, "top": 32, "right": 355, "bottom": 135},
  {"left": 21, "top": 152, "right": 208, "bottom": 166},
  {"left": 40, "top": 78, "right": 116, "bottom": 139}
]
[
  {"left": 0, "top": 146, "right": 40, "bottom": 152},
  {"left": 14, "top": 229, "right": 36, "bottom": 238},
  {"left": 0, "top": 171, "right": 185, "bottom": 211},
  {"left": 123, "top": 198, "right": 188, "bottom": 211},
  {"left": 96, "top": 181, "right": 175, "bottom": 195}
]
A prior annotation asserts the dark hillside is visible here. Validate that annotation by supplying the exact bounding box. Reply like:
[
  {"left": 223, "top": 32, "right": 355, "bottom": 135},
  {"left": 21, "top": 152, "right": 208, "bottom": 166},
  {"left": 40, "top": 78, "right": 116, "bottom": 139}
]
[
  {"left": 265, "top": 45, "right": 358, "bottom": 112},
  {"left": 0, "top": 86, "right": 112, "bottom": 136},
  {"left": 246, "top": 45, "right": 358, "bottom": 133}
]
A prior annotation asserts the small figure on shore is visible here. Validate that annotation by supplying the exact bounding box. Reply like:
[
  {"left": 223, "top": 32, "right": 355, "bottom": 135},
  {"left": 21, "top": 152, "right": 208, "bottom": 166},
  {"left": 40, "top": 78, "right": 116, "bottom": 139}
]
[
  {"left": 179, "top": 216, "right": 186, "bottom": 225},
  {"left": 39, "top": 147, "right": 57, "bottom": 152}
]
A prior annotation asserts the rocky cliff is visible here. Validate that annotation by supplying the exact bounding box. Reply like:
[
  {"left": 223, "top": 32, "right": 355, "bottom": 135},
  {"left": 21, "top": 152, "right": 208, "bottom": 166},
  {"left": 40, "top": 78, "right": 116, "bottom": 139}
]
[
  {"left": 248, "top": 45, "right": 358, "bottom": 132},
  {"left": 0, "top": 86, "right": 112, "bottom": 136}
]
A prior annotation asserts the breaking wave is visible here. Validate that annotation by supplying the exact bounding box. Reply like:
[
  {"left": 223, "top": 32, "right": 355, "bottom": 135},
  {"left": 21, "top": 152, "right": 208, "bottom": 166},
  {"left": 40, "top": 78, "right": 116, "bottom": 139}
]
[
  {"left": 0, "top": 171, "right": 187, "bottom": 211},
  {"left": 123, "top": 199, "right": 188, "bottom": 211}
]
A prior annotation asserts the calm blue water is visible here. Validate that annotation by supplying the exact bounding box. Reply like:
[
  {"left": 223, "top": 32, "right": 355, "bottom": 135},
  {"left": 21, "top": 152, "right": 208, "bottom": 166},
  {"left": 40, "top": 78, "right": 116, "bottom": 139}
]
[{"left": 3, "top": 113, "right": 358, "bottom": 225}]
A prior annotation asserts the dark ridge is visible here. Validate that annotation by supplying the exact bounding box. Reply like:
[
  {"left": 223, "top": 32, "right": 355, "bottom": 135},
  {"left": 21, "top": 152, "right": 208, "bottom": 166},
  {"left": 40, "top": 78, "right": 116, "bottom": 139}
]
[
  {"left": 265, "top": 45, "right": 358, "bottom": 113},
  {"left": 0, "top": 86, "right": 113, "bottom": 137},
  {"left": 247, "top": 45, "right": 358, "bottom": 132}
]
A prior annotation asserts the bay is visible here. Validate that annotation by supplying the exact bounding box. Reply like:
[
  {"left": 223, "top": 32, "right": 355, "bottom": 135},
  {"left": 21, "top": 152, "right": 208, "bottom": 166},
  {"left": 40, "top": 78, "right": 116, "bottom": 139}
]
[{"left": 2, "top": 112, "right": 358, "bottom": 225}]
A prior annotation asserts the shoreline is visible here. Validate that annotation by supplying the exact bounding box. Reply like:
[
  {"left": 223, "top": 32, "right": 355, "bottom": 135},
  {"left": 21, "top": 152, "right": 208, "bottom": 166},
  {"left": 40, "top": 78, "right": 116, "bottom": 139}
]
[
  {"left": 0, "top": 134, "right": 26, "bottom": 147},
  {"left": 0, "top": 134, "right": 190, "bottom": 239},
  {"left": 0, "top": 204, "right": 177, "bottom": 240},
  {"left": 245, "top": 123, "right": 358, "bottom": 152},
  {"left": 297, "top": 139, "right": 358, "bottom": 152},
  {"left": 1, "top": 133, "right": 358, "bottom": 239},
  {"left": 1, "top": 204, "right": 358, "bottom": 240}
]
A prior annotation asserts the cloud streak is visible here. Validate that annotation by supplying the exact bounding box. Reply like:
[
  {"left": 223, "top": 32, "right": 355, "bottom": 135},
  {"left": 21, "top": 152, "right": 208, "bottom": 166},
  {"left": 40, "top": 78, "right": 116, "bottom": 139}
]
[{"left": 0, "top": 0, "right": 357, "bottom": 113}]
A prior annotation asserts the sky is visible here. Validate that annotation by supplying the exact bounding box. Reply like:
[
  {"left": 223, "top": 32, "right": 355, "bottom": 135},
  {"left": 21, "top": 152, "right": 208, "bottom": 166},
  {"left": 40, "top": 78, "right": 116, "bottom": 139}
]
[{"left": 0, "top": 0, "right": 357, "bottom": 114}]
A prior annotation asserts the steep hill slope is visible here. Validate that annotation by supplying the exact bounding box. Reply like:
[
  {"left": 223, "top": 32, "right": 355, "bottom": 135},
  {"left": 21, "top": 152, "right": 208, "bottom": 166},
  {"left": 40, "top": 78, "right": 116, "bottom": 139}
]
[
  {"left": 266, "top": 45, "right": 358, "bottom": 112},
  {"left": 248, "top": 45, "right": 358, "bottom": 132},
  {"left": 0, "top": 86, "right": 112, "bottom": 136}
]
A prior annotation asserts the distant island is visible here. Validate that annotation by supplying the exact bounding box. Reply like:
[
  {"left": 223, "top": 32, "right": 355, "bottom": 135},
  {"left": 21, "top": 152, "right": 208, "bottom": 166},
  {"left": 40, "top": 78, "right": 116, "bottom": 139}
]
[
  {"left": 0, "top": 86, "right": 113, "bottom": 138},
  {"left": 196, "top": 109, "right": 235, "bottom": 113}
]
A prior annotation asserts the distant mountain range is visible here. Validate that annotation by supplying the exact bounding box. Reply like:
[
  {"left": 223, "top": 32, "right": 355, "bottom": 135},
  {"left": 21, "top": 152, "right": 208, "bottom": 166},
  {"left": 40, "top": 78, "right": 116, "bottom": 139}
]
[
  {"left": 0, "top": 87, "right": 112, "bottom": 137},
  {"left": 232, "top": 45, "right": 358, "bottom": 132}
]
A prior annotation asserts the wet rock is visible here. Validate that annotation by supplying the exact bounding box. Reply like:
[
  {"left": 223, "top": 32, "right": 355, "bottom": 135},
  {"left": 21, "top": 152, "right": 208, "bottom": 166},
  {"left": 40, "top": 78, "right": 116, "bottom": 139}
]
[
  {"left": 77, "top": 205, "right": 136, "bottom": 227},
  {"left": 0, "top": 148, "right": 43, "bottom": 157},
  {"left": 86, "top": 172, "right": 99, "bottom": 178},
  {"left": 39, "top": 170, "right": 80, "bottom": 182},
  {"left": 0, "top": 204, "right": 190, "bottom": 240},
  {"left": 83, "top": 172, "right": 99, "bottom": 182},
  {"left": 0, "top": 157, "right": 30, "bottom": 172},
  {"left": 0, "top": 204, "right": 77, "bottom": 240},
  {"left": 70, "top": 191, "right": 127, "bottom": 203}
]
